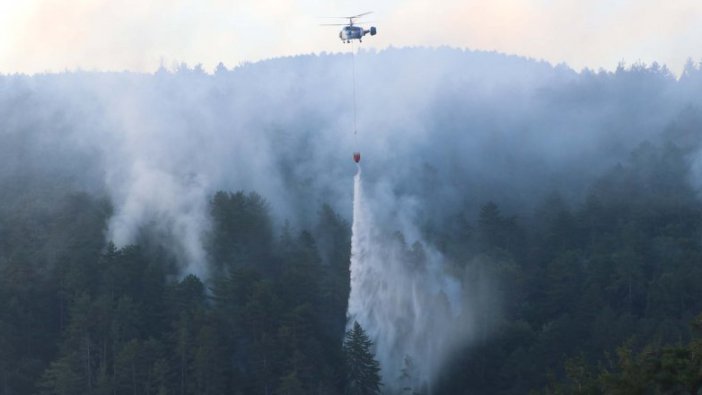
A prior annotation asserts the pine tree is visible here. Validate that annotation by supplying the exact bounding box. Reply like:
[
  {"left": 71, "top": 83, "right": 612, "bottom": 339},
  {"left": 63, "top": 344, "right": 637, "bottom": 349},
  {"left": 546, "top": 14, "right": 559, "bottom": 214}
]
[{"left": 342, "top": 322, "right": 381, "bottom": 395}]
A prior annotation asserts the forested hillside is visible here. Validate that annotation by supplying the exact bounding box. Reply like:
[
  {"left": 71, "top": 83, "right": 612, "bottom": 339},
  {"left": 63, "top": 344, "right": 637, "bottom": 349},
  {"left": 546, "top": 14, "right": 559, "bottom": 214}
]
[
  {"left": 1, "top": 140, "right": 701, "bottom": 394},
  {"left": 2, "top": 48, "right": 702, "bottom": 393},
  {"left": 0, "top": 187, "right": 353, "bottom": 394}
]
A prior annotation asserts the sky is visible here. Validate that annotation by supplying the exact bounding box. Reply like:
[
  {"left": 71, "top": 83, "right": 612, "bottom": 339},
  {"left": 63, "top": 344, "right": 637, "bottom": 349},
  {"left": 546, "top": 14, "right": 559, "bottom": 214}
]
[{"left": 1, "top": 0, "right": 702, "bottom": 75}]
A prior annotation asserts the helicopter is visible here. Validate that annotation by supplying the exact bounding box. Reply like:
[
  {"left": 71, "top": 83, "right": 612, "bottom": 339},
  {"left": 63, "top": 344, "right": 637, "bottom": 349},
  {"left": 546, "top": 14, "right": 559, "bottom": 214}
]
[{"left": 320, "top": 12, "right": 377, "bottom": 43}]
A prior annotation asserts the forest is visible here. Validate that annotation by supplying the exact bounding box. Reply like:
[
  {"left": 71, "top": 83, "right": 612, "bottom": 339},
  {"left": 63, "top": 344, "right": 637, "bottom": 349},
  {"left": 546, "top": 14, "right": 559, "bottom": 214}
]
[
  {"left": 2, "top": 138, "right": 702, "bottom": 394},
  {"left": 2, "top": 48, "right": 702, "bottom": 394}
]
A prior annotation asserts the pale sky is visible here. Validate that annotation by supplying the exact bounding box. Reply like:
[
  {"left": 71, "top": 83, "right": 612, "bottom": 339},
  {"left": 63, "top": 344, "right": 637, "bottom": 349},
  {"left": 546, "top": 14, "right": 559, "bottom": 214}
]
[{"left": 1, "top": 0, "right": 701, "bottom": 75}]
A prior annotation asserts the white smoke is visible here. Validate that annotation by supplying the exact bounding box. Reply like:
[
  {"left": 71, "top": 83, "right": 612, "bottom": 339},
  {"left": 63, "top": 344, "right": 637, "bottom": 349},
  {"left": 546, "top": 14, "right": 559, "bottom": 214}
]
[
  {"left": 348, "top": 166, "right": 473, "bottom": 393},
  {"left": 3, "top": 48, "right": 700, "bottom": 281},
  {"left": 106, "top": 160, "right": 210, "bottom": 279}
]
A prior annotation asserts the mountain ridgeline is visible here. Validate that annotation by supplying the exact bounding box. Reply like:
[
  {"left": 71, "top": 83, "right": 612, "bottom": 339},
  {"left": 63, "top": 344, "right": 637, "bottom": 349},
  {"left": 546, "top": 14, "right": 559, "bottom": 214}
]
[{"left": 2, "top": 47, "right": 702, "bottom": 393}]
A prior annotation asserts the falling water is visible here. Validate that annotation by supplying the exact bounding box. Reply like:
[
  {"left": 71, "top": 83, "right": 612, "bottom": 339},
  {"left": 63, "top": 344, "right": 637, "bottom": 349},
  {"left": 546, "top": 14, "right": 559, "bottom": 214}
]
[{"left": 348, "top": 166, "right": 472, "bottom": 394}]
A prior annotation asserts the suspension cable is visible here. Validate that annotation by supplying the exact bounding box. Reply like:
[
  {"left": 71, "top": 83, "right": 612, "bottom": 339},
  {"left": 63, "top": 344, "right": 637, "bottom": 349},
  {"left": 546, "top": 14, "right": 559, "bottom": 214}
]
[{"left": 351, "top": 40, "right": 358, "bottom": 139}]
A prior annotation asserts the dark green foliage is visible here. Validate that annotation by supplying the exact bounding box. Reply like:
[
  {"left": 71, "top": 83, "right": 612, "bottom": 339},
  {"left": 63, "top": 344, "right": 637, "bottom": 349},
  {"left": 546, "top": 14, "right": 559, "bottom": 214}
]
[
  {"left": 477, "top": 201, "right": 526, "bottom": 257},
  {"left": 0, "top": 186, "right": 351, "bottom": 394},
  {"left": 315, "top": 205, "right": 352, "bottom": 344},
  {"left": 204, "top": 196, "right": 350, "bottom": 394},
  {"left": 543, "top": 315, "right": 702, "bottom": 394},
  {"left": 343, "top": 322, "right": 382, "bottom": 395},
  {"left": 435, "top": 141, "right": 702, "bottom": 394},
  {"left": 3, "top": 139, "right": 702, "bottom": 394},
  {"left": 207, "top": 191, "right": 273, "bottom": 273}
]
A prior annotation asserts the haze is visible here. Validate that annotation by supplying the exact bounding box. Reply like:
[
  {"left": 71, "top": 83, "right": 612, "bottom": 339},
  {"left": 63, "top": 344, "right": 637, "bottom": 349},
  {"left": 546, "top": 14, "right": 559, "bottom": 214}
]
[
  {"left": 2, "top": 0, "right": 702, "bottom": 74},
  {"left": 3, "top": 2, "right": 702, "bottom": 393}
]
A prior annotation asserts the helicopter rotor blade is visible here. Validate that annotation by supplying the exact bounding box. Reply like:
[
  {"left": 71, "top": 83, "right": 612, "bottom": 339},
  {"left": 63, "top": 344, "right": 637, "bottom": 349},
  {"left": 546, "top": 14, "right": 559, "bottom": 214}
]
[
  {"left": 317, "top": 12, "right": 372, "bottom": 20},
  {"left": 350, "top": 11, "right": 373, "bottom": 19},
  {"left": 319, "top": 23, "right": 347, "bottom": 26}
]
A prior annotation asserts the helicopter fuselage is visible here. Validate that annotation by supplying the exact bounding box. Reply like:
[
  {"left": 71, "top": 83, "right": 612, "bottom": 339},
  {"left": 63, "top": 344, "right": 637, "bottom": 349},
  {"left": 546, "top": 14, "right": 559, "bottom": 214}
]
[{"left": 339, "top": 25, "right": 376, "bottom": 43}]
